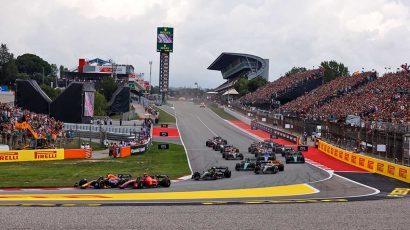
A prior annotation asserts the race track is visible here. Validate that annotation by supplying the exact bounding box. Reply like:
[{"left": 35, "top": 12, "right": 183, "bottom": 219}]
[{"left": 0, "top": 101, "right": 388, "bottom": 204}]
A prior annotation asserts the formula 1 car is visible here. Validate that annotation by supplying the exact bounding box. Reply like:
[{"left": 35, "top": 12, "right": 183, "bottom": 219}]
[
  {"left": 235, "top": 159, "right": 257, "bottom": 171},
  {"left": 248, "top": 142, "right": 259, "bottom": 153},
  {"left": 75, "top": 174, "right": 132, "bottom": 189},
  {"left": 206, "top": 136, "right": 227, "bottom": 147},
  {"left": 220, "top": 145, "right": 240, "bottom": 153},
  {"left": 256, "top": 154, "right": 276, "bottom": 161},
  {"left": 277, "top": 147, "right": 296, "bottom": 156},
  {"left": 119, "top": 174, "right": 171, "bottom": 189},
  {"left": 192, "top": 166, "right": 231, "bottom": 180},
  {"left": 222, "top": 151, "right": 244, "bottom": 160},
  {"left": 254, "top": 159, "right": 285, "bottom": 174},
  {"left": 285, "top": 151, "right": 305, "bottom": 163}
]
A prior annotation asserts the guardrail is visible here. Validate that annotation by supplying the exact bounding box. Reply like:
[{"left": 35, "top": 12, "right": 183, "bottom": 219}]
[
  {"left": 251, "top": 121, "right": 298, "bottom": 143},
  {"left": 64, "top": 123, "right": 141, "bottom": 135}
]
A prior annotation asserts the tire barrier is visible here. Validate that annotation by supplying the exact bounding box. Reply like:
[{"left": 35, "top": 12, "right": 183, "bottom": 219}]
[
  {"left": 85, "top": 148, "right": 92, "bottom": 158},
  {"left": 251, "top": 121, "right": 297, "bottom": 143},
  {"left": 319, "top": 140, "right": 410, "bottom": 183}
]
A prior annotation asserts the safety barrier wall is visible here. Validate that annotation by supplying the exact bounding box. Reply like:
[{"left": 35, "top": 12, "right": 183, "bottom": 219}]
[
  {"left": 64, "top": 149, "right": 86, "bottom": 159},
  {"left": 0, "top": 149, "right": 64, "bottom": 163},
  {"left": 120, "top": 146, "right": 131, "bottom": 158},
  {"left": 251, "top": 121, "right": 297, "bottom": 143},
  {"left": 318, "top": 140, "right": 410, "bottom": 183}
]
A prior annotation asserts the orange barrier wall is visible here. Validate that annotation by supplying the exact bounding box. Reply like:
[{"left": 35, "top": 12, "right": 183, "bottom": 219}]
[
  {"left": 64, "top": 149, "right": 86, "bottom": 159},
  {"left": 318, "top": 140, "right": 410, "bottom": 183},
  {"left": 120, "top": 146, "right": 131, "bottom": 158}
]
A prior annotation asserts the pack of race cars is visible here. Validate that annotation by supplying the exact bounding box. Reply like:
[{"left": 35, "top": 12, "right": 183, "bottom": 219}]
[
  {"left": 74, "top": 173, "right": 171, "bottom": 189},
  {"left": 74, "top": 137, "right": 306, "bottom": 189},
  {"left": 204, "top": 136, "right": 305, "bottom": 175}
]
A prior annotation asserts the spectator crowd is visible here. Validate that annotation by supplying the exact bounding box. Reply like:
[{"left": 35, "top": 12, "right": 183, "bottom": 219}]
[
  {"left": 240, "top": 69, "right": 323, "bottom": 104},
  {"left": 0, "top": 103, "right": 64, "bottom": 147},
  {"left": 277, "top": 72, "right": 377, "bottom": 117}
]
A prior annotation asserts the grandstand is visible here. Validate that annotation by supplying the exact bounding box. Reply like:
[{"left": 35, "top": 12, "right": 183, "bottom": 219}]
[
  {"left": 240, "top": 68, "right": 324, "bottom": 109},
  {"left": 208, "top": 53, "right": 269, "bottom": 94},
  {"left": 277, "top": 71, "right": 377, "bottom": 118}
]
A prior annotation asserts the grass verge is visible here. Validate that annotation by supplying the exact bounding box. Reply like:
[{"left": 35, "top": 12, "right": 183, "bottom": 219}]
[
  {"left": 0, "top": 141, "right": 190, "bottom": 188},
  {"left": 154, "top": 106, "right": 176, "bottom": 124},
  {"left": 208, "top": 103, "right": 238, "bottom": 121}
]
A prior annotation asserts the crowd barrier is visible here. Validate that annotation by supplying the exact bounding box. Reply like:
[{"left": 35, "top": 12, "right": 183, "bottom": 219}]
[
  {"left": 0, "top": 149, "right": 64, "bottom": 163},
  {"left": 318, "top": 140, "right": 410, "bottom": 183}
]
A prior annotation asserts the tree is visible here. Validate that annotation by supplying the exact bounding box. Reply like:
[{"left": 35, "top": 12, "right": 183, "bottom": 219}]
[
  {"left": 0, "top": 43, "right": 17, "bottom": 85},
  {"left": 285, "top": 67, "right": 307, "bottom": 76},
  {"left": 320, "top": 61, "right": 349, "bottom": 83},
  {"left": 234, "top": 77, "right": 249, "bottom": 96},
  {"left": 0, "top": 44, "right": 13, "bottom": 66},
  {"left": 94, "top": 91, "right": 107, "bottom": 116},
  {"left": 1, "top": 59, "right": 18, "bottom": 85},
  {"left": 16, "top": 53, "right": 52, "bottom": 79},
  {"left": 97, "top": 77, "right": 118, "bottom": 101},
  {"left": 40, "top": 84, "right": 61, "bottom": 100},
  {"left": 248, "top": 76, "right": 267, "bottom": 93}
]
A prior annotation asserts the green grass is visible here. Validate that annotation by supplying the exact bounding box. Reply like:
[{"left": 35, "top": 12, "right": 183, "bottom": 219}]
[
  {"left": 208, "top": 103, "right": 237, "bottom": 121},
  {"left": 154, "top": 106, "right": 176, "bottom": 124},
  {"left": 0, "top": 142, "right": 190, "bottom": 188}
]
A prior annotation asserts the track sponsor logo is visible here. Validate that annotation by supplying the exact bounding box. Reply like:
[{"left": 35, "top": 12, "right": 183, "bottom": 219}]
[
  {"left": 399, "top": 168, "right": 407, "bottom": 179},
  {"left": 376, "top": 162, "right": 384, "bottom": 173},
  {"left": 0, "top": 152, "right": 18, "bottom": 161},
  {"left": 387, "top": 188, "right": 410, "bottom": 197},
  {"left": 351, "top": 155, "right": 357, "bottom": 164},
  {"left": 367, "top": 160, "right": 374, "bottom": 170},
  {"left": 35, "top": 151, "right": 57, "bottom": 159},
  {"left": 359, "top": 157, "right": 365, "bottom": 167},
  {"left": 387, "top": 165, "right": 395, "bottom": 176}
]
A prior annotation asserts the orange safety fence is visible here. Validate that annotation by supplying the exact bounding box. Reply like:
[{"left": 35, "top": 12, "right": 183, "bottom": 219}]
[
  {"left": 120, "top": 146, "right": 131, "bottom": 158},
  {"left": 64, "top": 149, "right": 86, "bottom": 159}
]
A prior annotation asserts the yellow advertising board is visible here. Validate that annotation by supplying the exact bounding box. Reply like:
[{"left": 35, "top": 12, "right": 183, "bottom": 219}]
[
  {"left": 318, "top": 140, "right": 410, "bottom": 184},
  {"left": 0, "top": 149, "right": 64, "bottom": 163}
]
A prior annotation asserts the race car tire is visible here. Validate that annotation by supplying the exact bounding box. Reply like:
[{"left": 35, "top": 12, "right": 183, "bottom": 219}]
[
  {"left": 95, "top": 181, "right": 105, "bottom": 189},
  {"left": 224, "top": 170, "right": 231, "bottom": 178},
  {"left": 248, "top": 147, "right": 251, "bottom": 153},
  {"left": 278, "top": 164, "right": 285, "bottom": 171},
  {"left": 238, "top": 154, "right": 244, "bottom": 160},
  {"left": 254, "top": 165, "right": 261, "bottom": 174},
  {"left": 160, "top": 177, "right": 171, "bottom": 187},
  {"left": 236, "top": 149, "right": 239, "bottom": 153},
  {"left": 301, "top": 158, "right": 305, "bottom": 163},
  {"left": 235, "top": 163, "right": 241, "bottom": 171},
  {"left": 78, "top": 179, "right": 87, "bottom": 188},
  {"left": 222, "top": 153, "right": 226, "bottom": 159},
  {"left": 273, "top": 166, "right": 279, "bottom": 174},
  {"left": 192, "top": 172, "right": 201, "bottom": 181}
]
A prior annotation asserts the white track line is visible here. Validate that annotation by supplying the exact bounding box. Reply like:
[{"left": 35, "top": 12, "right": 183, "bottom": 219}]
[
  {"left": 168, "top": 103, "right": 192, "bottom": 174},
  {"left": 197, "top": 116, "right": 218, "bottom": 136}
]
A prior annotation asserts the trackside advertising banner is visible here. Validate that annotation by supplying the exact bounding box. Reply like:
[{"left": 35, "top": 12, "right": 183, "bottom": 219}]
[
  {"left": 0, "top": 149, "right": 64, "bottom": 163},
  {"left": 318, "top": 140, "right": 410, "bottom": 184}
]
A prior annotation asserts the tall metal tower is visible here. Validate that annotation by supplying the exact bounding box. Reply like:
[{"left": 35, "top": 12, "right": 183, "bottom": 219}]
[{"left": 157, "top": 27, "right": 173, "bottom": 103}]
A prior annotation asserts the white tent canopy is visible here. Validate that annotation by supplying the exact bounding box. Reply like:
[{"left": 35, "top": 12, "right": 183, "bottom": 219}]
[{"left": 223, "top": 88, "right": 239, "bottom": 95}]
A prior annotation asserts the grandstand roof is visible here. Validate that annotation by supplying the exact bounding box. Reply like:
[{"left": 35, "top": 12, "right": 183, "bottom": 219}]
[{"left": 207, "top": 52, "right": 266, "bottom": 70}]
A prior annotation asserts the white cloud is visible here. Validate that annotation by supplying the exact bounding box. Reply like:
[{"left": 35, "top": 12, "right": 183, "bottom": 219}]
[{"left": 0, "top": 0, "right": 409, "bottom": 88}]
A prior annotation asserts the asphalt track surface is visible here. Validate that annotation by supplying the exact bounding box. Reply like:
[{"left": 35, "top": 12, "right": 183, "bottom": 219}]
[
  {"left": 0, "top": 102, "right": 386, "bottom": 201},
  {"left": 1, "top": 102, "right": 409, "bottom": 229}
]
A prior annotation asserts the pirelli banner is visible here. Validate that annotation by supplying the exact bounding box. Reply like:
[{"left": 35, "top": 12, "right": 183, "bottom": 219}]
[
  {"left": 0, "top": 149, "right": 65, "bottom": 163},
  {"left": 318, "top": 140, "right": 410, "bottom": 184}
]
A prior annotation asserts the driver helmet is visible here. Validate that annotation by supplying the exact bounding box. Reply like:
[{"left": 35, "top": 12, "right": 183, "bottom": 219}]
[{"left": 143, "top": 173, "right": 148, "bottom": 177}]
